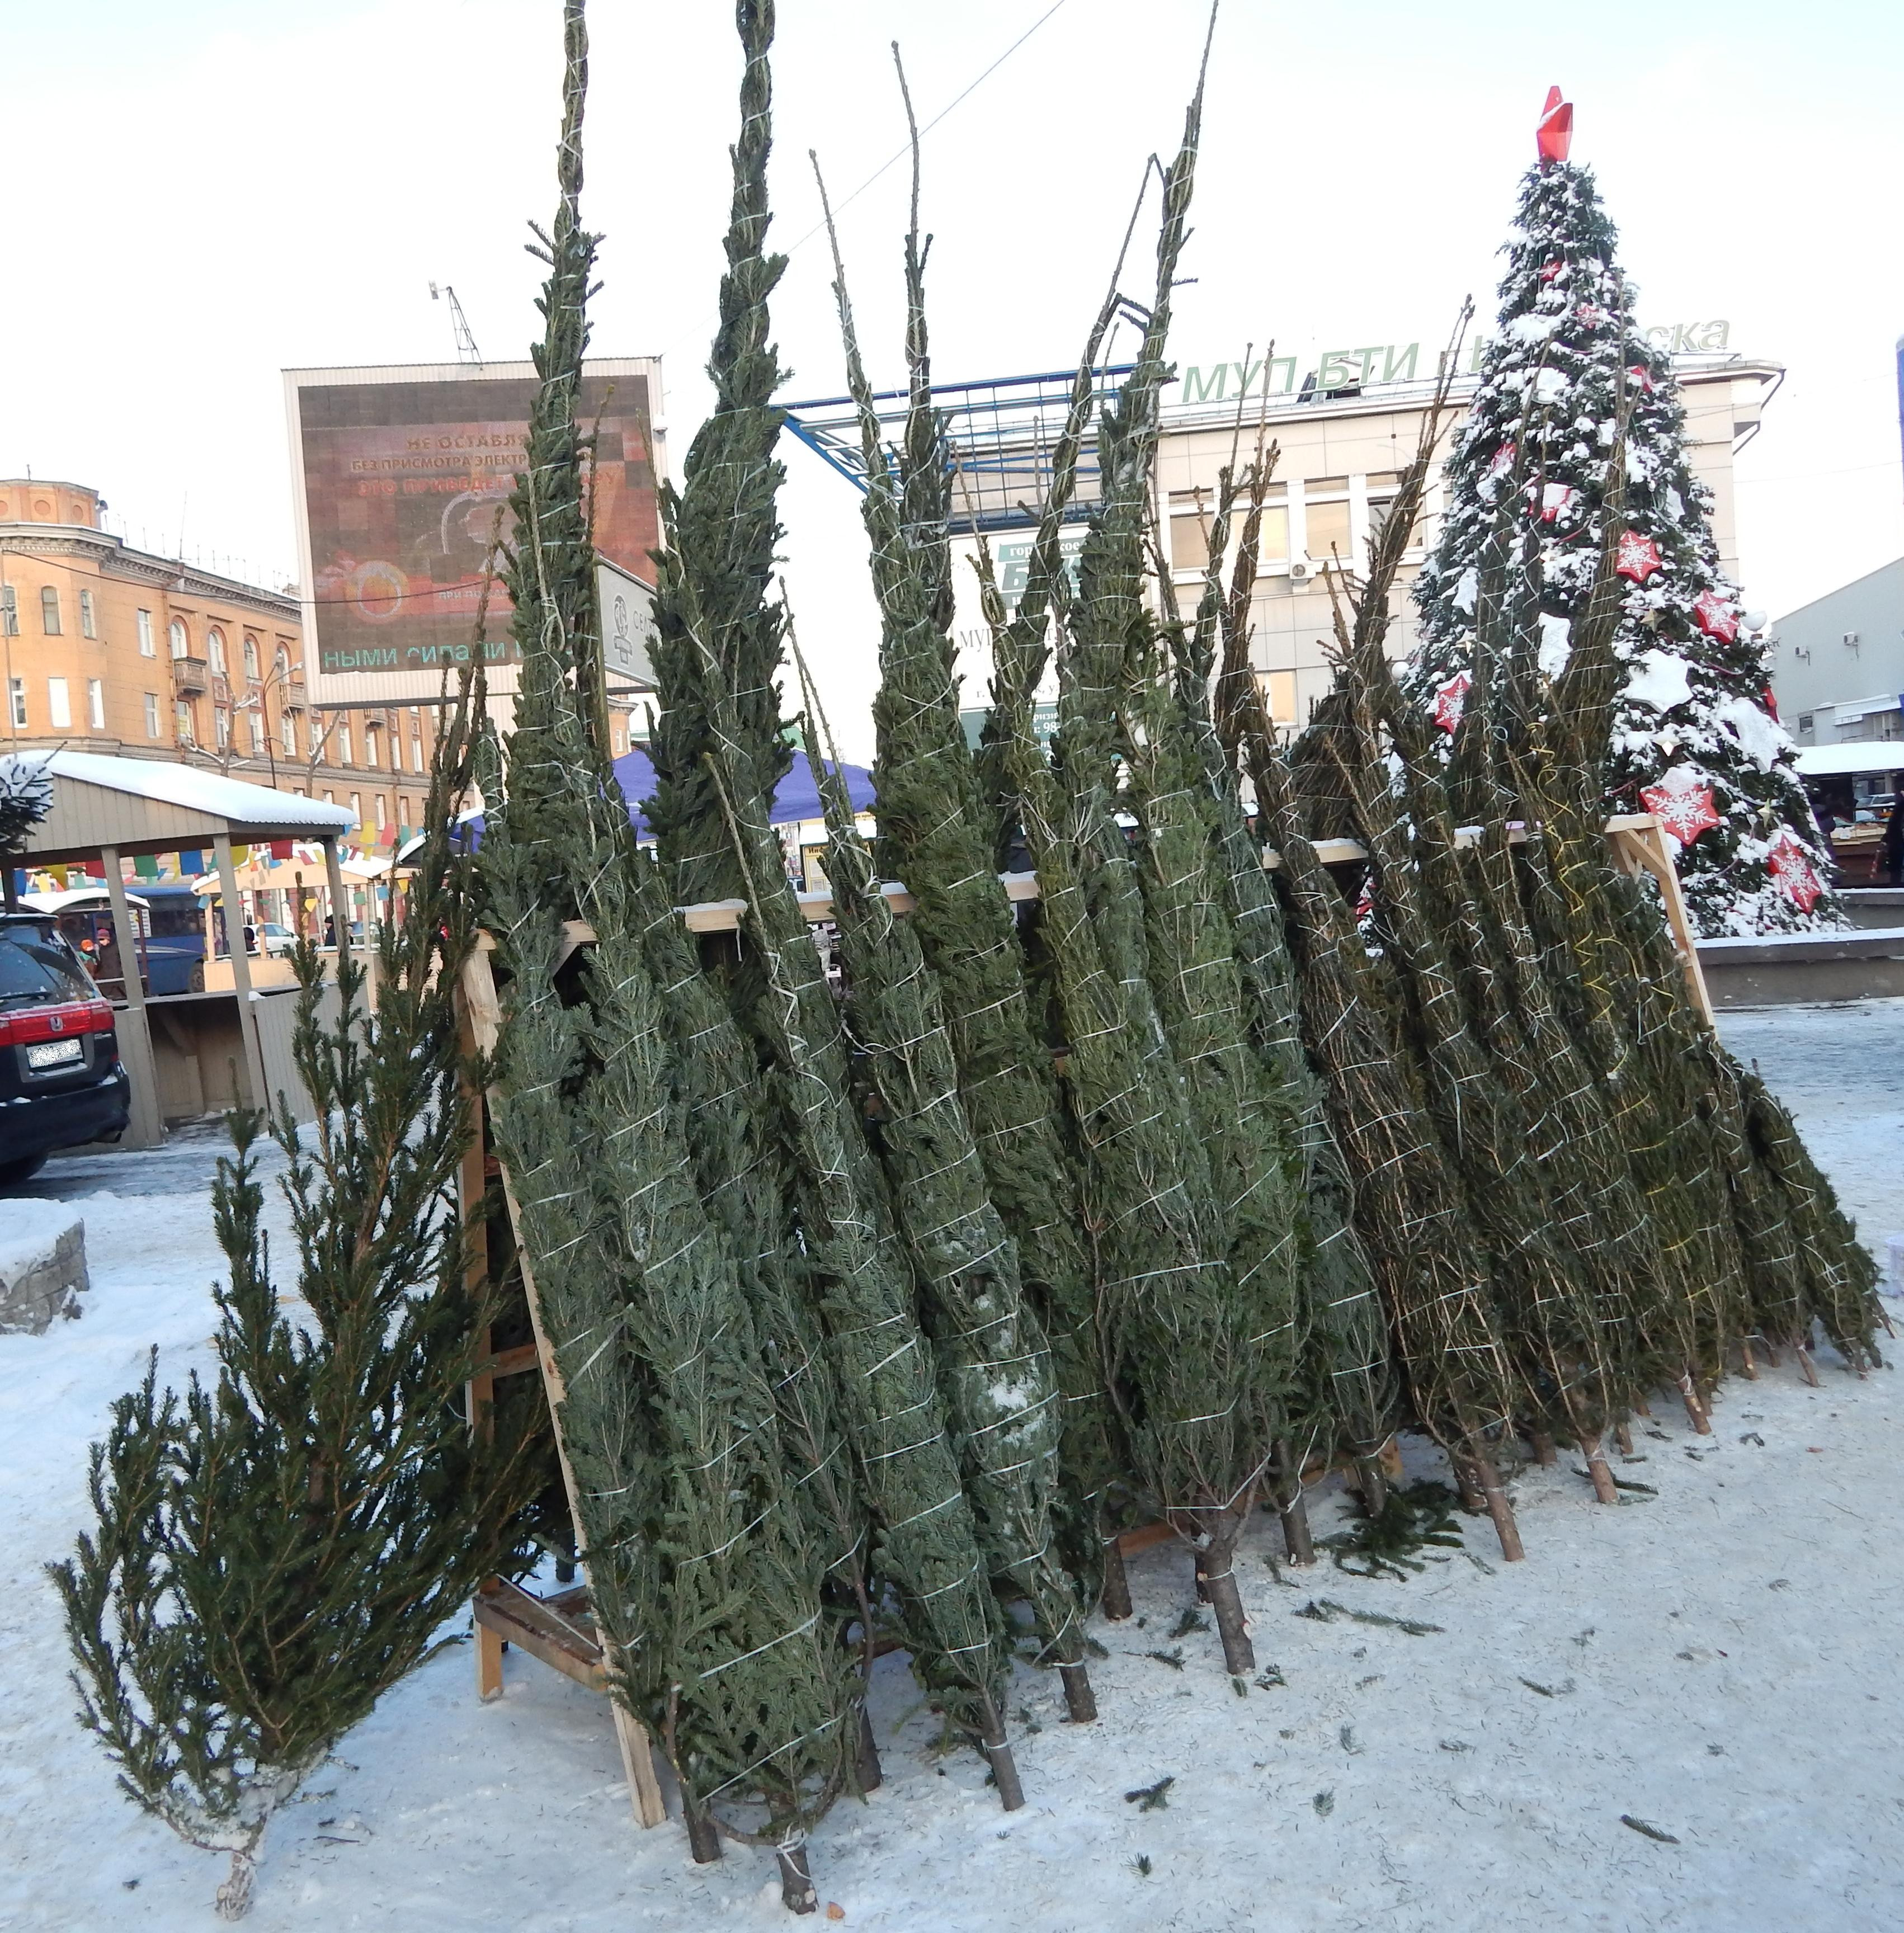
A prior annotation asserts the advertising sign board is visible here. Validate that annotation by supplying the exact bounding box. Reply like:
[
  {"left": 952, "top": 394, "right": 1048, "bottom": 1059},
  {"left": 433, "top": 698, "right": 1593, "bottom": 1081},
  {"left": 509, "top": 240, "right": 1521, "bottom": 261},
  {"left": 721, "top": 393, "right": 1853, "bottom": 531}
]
[{"left": 284, "top": 357, "right": 664, "bottom": 707}]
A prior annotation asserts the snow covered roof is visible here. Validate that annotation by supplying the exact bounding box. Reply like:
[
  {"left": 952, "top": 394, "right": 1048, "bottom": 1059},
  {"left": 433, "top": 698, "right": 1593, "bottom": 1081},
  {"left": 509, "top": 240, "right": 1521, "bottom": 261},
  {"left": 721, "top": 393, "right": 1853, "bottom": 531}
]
[
  {"left": 1793, "top": 743, "right": 1904, "bottom": 778},
  {"left": 0, "top": 749, "right": 354, "bottom": 865}
]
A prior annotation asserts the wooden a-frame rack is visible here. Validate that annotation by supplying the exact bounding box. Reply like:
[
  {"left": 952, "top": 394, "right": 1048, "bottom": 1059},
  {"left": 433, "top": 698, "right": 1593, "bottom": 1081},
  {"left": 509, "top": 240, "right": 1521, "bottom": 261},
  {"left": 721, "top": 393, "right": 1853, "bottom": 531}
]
[{"left": 453, "top": 807, "right": 1710, "bottom": 1837}]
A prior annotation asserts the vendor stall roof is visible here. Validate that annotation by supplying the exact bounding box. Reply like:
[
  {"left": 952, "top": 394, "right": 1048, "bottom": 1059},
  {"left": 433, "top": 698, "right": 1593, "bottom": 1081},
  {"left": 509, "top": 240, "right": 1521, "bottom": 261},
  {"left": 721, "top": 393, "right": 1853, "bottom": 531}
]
[
  {"left": 1792, "top": 742, "right": 1904, "bottom": 777},
  {"left": 0, "top": 750, "right": 355, "bottom": 865}
]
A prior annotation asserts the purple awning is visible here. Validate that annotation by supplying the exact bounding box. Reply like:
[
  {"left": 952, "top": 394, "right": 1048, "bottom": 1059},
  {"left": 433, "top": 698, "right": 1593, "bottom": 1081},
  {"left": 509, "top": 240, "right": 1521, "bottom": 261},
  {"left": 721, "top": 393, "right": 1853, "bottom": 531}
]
[{"left": 610, "top": 747, "right": 875, "bottom": 837}]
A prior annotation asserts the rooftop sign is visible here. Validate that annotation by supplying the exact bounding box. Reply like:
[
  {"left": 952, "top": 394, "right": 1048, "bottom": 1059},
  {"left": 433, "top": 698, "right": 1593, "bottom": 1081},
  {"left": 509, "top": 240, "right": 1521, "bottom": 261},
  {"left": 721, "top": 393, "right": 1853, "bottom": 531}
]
[{"left": 1172, "top": 321, "right": 1733, "bottom": 408}]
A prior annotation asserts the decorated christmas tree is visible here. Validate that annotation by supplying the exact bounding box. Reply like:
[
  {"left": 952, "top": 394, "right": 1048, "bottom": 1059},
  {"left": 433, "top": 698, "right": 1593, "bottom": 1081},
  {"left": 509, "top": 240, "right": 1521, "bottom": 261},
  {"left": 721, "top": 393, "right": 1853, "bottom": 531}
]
[{"left": 1406, "top": 88, "right": 1840, "bottom": 936}]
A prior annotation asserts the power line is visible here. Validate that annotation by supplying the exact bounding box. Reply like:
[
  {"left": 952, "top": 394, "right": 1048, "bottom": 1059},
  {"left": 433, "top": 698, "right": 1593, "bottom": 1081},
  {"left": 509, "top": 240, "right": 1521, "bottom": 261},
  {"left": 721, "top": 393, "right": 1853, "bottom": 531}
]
[
  {"left": 659, "top": 0, "right": 1072, "bottom": 370},
  {"left": 783, "top": 0, "right": 1071, "bottom": 253}
]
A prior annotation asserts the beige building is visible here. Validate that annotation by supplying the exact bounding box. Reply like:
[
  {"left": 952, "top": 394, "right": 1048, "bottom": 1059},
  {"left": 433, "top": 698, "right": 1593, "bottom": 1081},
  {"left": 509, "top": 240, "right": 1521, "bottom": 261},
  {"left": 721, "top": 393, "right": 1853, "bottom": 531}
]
[
  {"left": 0, "top": 479, "right": 445, "bottom": 853},
  {"left": 1154, "top": 354, "right": 1781, "bottom": 731}
]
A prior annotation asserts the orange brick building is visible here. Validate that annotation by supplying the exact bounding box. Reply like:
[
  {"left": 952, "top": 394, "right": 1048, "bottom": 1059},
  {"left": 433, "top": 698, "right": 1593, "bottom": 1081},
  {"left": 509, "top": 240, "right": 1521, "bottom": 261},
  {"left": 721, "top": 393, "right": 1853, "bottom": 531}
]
[{"left": 0, "top": 478, "right": 444, "bottom": 855}]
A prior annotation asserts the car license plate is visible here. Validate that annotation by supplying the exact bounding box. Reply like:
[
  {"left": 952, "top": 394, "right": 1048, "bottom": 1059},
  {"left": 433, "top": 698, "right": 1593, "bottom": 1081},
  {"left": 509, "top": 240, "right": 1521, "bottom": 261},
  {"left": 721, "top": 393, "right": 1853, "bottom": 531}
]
[{"left": 26, "top": 1039, "right": 83, "bottom": 1070}]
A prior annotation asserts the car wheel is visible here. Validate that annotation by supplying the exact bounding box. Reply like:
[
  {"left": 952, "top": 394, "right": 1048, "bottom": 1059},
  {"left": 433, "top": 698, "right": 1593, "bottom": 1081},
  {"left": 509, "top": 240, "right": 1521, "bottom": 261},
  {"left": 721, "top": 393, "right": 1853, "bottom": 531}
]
[{"left": 0, "top": 1153, "right": 48, "bottom": 1187}]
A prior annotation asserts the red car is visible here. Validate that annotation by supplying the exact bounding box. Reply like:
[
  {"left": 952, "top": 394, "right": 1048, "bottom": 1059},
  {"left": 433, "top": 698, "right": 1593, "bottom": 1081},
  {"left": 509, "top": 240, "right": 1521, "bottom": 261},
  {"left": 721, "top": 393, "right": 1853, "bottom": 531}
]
[{"left": 0, "top": 914, "right": 130, "bottom": 1186}]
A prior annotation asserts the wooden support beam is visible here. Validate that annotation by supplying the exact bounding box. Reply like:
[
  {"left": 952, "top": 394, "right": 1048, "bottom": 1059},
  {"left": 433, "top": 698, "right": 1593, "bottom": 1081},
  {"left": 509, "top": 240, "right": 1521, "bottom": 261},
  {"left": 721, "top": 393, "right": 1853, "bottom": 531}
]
[
  {"left": 457, "top": 946, "right": 669, "bottom": 1831},
  {"left": 212, "top": 830, "right": 270, "bottom": 1110}
]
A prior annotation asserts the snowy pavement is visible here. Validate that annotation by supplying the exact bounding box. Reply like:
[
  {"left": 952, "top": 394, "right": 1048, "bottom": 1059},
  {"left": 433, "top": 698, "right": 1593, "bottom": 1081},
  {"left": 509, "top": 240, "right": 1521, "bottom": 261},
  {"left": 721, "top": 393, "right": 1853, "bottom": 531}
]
[{"left": 2, "top": 1002, "right": 1900, "bottom": 1932}]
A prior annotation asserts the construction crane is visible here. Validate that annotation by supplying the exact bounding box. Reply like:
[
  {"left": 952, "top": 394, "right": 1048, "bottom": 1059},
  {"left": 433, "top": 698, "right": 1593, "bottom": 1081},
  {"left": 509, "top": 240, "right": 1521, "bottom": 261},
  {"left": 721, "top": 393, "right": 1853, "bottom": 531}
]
[{"left": 428, "top": 282, "right": 483, "bottom": 366}]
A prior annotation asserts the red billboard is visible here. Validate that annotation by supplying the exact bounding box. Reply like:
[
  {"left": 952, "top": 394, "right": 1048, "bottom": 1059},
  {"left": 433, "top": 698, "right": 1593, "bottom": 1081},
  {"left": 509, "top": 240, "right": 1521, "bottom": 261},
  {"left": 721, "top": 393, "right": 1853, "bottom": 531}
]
[{"left": 284, "top": 358, "right": 662, "bottom": 701}]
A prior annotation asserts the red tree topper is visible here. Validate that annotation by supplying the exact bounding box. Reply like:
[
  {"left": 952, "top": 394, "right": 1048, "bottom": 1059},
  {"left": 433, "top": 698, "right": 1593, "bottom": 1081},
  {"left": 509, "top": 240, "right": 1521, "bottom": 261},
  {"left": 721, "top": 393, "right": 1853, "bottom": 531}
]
[{"left": 1537, "top": 87, "right": 1574, "bottom": 164}]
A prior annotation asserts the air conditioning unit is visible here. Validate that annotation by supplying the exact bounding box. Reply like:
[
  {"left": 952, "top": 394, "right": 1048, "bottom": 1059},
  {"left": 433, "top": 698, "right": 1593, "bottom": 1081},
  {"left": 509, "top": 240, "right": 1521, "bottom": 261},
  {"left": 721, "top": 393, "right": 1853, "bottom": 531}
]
[
  {"left": 1844, "top": 631, "right": 1861, "bottom": 647},
  {"left": 1288, "top": 558, "right": 1318, "bottom": 586}
]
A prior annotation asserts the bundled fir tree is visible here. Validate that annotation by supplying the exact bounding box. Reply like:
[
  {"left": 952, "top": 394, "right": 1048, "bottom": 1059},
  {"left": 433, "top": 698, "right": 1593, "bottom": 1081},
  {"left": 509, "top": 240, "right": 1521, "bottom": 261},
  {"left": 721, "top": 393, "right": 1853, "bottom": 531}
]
[
  {"left": 1405, "top": 91, "right": 1839, "bottom": 936},
  {"left": 645, "top": 0, "right": 794, "bottom": 913},
  {"left": 978, "top": 36, "right": 1300, "bottom": 1667},
  {"left": 1160, "top": 449, "right": 1397, "bottom": 1530},
  {"left": 638, "top": 0, "right": 1028, "bottom": 1811},
  {"left": 476, "top": 6, "right": 865, "bottom": 1907},
  {"left": 53, "top": 690, "right": 543, "bottom": 1920},
  {"left": 793, "top": 650, "right": 1092, "bottom": 1722},
  {"left": 809, "top": 102, "right": 1124, "bottom": 1624}
]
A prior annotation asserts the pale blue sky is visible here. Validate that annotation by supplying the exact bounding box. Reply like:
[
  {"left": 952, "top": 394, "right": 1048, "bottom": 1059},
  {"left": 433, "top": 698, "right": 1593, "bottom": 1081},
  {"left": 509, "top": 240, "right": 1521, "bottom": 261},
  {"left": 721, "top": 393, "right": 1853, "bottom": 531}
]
[{"left": 6, "top": 0, "right": 1900, "bottom": 752}]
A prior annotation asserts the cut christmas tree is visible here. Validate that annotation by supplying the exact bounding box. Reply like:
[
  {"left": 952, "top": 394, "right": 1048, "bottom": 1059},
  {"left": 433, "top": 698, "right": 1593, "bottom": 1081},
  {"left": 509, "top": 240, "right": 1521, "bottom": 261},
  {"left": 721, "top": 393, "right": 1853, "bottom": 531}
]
[
  {"left": 53, "top": 690, "right": 543, "bottom": 1921},
  {"left": 1405, "top": 88, "right": 1840, "bottom": 936}
]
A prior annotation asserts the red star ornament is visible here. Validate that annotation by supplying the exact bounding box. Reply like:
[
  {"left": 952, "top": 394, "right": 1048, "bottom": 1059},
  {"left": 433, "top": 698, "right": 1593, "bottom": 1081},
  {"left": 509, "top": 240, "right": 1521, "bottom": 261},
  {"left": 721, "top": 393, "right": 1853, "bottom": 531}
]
[
  {"left": 1626, "top": 364, "right": 1655, "bottom": 393},
  {"left": 1539, "top": 258, "right": 1565, "bottom": 284},
  {"left": 1534, "top": 482, "right": 1578, "bottom": 524},
  {"left": 1640, "top": 774, "right": 1721, "bottom": 843},
  {"left": 1432, "top": 670, "right": 1472, "bottom": 734},
  {"left": 1762, "top": 685, "right": 1780, "bottom": 723},
  {"left": 1537, "top": 87, "right": 1574, "bottom": 164},
  {"left": 1488, "top": 441, "right": 1518, "bottom": 481},
  {"left": 1615, "top": 531, "right": 1662, "bottom": 583},
  {"left": 1766, "top": 830, "right": 1823, "bottom": 913},
  {"left": 1691, "top": 590, "right": 1739, "bottom": 643}
]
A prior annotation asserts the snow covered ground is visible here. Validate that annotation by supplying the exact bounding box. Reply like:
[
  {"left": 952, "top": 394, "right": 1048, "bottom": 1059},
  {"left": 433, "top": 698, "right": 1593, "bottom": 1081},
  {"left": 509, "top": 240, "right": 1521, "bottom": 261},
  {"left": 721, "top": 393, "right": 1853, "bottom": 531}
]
[{"left": 2, "top": 1005, "right": 1900, "bottom": 1932}]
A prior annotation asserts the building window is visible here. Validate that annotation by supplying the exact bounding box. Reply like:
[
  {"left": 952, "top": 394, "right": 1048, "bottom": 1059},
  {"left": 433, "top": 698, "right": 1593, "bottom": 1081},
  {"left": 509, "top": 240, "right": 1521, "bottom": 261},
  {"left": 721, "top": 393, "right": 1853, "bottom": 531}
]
[
  {"left": 337, "top": 722, "right": 353, "bottom": 766},
  {"left": 349, "top": 791, "right": 362, "bottom": 826},
  {"left": 214, "top": 707, "right": 230, "bottom": 749},
  {"left": 207, "top": 627, "right": 227, "bottom": 674},
  {"left": 86, "top": 678, "right": 104, "bottom": 729},
  {"left": 144, "top": 692, "right": 160, "bottom": 738},
  {"left": 373, "top": 794, "right": 388, "bottom": 832},
  {"left": 1302, "top": 491, "right": 1353, "bottom": 565},
  {"left": 282, "top": 710, "right": 296, "bottom": 756},
  {"left": 176, "top": 700, "right": 194, "bottom": 744},
  {"left": 46, "top": 678, "right": 70, "bottom": 729},
  {"left": 323, "top": 789, "right": 335, "bottom": 806},
  {"left": 0, "top": 586, "right": 16, "bottom": 637},
  {"left": 8, "top": 677, "right": 26, "bottom": 727},
  {"left": 78, "top": 588, "right": 97, "bottom": 639},
  {"left": 308, "top": 716, "right": 323, "bottom": 761},
  {"left": 248, "top": 711, "right": 265, "bottom": 755},
  {"left": 137, "top": 608, "right": 155, "bottom": 656},
  {"left": 169, "top": 618, "right": 188, "bottom": 659},
  {"left": 40, "top": 586, "right": 61, "bottom": 635},
  {"left": 242, "top": 634, "right": 260, "bottom": 680}
]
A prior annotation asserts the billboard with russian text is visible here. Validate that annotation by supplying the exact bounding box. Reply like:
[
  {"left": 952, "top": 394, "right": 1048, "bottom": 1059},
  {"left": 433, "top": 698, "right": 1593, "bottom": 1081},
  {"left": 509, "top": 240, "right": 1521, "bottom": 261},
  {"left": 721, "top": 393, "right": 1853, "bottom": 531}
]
[{"left": 285, "top": 358, "right": 664, "bottom": 705}]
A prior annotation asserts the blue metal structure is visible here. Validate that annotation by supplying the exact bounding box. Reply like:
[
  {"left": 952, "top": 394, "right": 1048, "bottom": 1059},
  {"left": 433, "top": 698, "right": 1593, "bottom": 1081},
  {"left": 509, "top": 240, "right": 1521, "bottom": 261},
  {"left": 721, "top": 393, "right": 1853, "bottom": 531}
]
[{"left": 780, "top": 365, "right": 1135, "bottom": 534}]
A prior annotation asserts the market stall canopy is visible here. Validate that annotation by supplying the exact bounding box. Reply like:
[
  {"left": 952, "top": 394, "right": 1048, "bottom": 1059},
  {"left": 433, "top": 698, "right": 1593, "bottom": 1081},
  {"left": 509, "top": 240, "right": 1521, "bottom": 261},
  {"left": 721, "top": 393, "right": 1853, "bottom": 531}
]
[
  {"left": 390, "top": 753, "right": 878, "bottom": 865},
  {"left": 0, "top": 750, "right": 355, "bottom": 866},
  {"left": 1793, "top": 743, "right": 1904, "bottom": 778},
  {"left": 610, "top": 746, "right": 875, "bottom": 835}
]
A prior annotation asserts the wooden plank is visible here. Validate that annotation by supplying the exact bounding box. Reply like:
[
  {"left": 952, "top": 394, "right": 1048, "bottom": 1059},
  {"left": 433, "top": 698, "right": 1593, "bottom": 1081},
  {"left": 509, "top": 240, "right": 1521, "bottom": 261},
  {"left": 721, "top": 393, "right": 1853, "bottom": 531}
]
[
  {"left": 489, "top": 1342, "right": 541, "bottom": 1380},
  {"left": 456, "top": 946, "right": 669, "bottom": 1831},
  {"left": 681, "top": 897, "right": 747, "bottom": 934},
  {"left": 473, "top": 1581, "right": 608, "bottom": 1694},
  {"left": 1607, "top": 813, "right": 1716, "bottom": 1027},
  {"left": 458, "top": 966, "right": 502, "bottom": 1702},
  {"left": 1115, "top": 1521, "right": 1179, "bottom": 1558}
]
